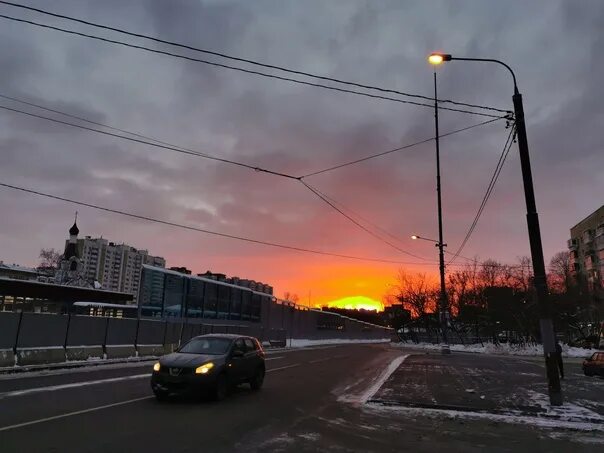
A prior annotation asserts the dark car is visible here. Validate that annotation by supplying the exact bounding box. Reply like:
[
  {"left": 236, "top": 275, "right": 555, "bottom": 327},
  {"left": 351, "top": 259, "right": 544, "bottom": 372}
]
[
  {"left": 151, "top": 334, "right": 265, "bottom": 401},
  {"left": 582, "top": 351, "right": 604, "bottom": 377}
]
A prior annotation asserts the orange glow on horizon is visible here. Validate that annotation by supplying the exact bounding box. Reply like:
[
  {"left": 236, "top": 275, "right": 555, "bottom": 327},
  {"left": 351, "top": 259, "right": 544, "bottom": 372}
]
[{"left": 324, "top": 295, "right": 384, "bottom": 312}]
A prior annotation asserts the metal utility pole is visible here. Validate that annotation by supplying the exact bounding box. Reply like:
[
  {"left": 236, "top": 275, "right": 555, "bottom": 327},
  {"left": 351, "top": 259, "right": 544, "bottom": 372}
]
[
  {"left": 428, "top": 53, "right": 562, "bottom": 405},
  {"left": 513, "top": 87, "right": 562, "bottom": 405},
  {"left": 433, "top": 71, "right": 450, "bottom": 353}
]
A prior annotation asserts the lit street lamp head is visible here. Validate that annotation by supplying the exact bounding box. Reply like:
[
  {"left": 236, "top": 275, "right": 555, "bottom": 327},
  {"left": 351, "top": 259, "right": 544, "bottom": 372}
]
[
  {"left": 411, "top": 235, "right": 419, "bottom": 240},
  {"left": 428, "top": 53, "right": 452, "bottom": 65}
]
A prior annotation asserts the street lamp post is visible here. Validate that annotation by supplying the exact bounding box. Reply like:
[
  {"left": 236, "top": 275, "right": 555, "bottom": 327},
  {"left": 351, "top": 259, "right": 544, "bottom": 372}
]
[
  {"left": 411, "top": 234, "right": 450, "bottom": 353},
  {"left": 429, "top": 53, "right": 563, "bottom": 406}
]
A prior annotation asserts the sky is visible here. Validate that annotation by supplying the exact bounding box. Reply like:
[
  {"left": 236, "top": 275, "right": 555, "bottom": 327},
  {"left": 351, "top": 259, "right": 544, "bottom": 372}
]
[{"left": 0, "top": 0, "right": 603, "bottom": 310}]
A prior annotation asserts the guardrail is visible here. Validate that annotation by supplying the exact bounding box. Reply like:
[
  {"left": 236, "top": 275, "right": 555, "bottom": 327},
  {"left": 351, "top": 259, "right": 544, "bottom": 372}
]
[
  {"left": 0, "top": 310, "right": 392, "bottom": 367},
  {"left": 0, "top": 312, "right": 288, "bottom": 367}
]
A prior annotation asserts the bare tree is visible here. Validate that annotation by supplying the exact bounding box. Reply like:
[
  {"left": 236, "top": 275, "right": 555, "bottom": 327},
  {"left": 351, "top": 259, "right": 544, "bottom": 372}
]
[
  {"left": 38, "top": 248, "right": 62, "bottom": 270},
  {"left": 478, "top": 259, "right": 506, "bottom": 288},
  {"left": 390, "top": 270, "right": 437, "bottom": 318},
  {"left": 282, "top": 292, "right": 300, "bottom": 304},
  {"left": 548, "top": 251, "right": 572, "bottom": 294}
]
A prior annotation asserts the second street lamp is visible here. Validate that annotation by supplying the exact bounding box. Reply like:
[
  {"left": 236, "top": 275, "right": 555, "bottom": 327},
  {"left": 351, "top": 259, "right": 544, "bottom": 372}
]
[
  {"left": 428, "top": 52, "right": 563, "bottom": 406},
  {"left": 411, "top": 234, "right": 450, "bottom": 352}
]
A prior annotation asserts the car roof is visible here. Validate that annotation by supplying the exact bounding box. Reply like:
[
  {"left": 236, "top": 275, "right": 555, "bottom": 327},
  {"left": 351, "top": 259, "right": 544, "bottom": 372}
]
[{"left": 192, "top": 333, "right": 254, "bottom": 340}]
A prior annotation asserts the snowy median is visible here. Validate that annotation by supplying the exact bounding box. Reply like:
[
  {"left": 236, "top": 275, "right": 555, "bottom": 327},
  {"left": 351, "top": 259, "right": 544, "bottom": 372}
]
[
  {"left": 393, "top": 341, "right": 600, "bottom": 358},
  {"left": 284, "top": 338, "right": 390, "bottom": 348}
]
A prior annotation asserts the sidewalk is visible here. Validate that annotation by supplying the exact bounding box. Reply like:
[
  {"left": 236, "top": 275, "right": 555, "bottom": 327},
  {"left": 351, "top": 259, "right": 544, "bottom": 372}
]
[{"left": 369, "top": 351, "right": 604, "bottom": 423}]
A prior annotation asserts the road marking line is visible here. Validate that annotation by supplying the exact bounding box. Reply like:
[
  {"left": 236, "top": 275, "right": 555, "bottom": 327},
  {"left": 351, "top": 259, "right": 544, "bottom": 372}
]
[
  {"left": 359, "top": 354, "right": 409, "bottom": 404},
  {"left": 0, "top": 396, "right": 153, "bottom": 432},
  {"left": 266, "top": 364, "right": 300, "bottom": 373},
  {"left": 0, "top": 374, "right": 150, "bottom": 399},
  {"left": 308, "top": 357, "right": 332, "bottom": 364},
  {"left": 265, "top": 356, "right": 284, "bottom": 361}
]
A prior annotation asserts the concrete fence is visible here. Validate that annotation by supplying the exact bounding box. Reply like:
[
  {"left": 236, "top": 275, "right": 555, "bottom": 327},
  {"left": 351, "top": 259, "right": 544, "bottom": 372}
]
[{"left": 0, "top": 309, "right": 391, "bottom": 367}]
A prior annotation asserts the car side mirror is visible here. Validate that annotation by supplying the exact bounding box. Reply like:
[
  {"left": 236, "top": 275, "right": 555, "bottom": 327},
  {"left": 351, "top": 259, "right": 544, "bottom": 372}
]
[{"left": 232, "top": 350, "right": 245, "bottom": 358}]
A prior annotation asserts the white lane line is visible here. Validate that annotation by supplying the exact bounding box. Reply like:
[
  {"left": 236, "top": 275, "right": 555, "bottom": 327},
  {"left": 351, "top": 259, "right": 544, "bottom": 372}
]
[
  {"left": 265, "top": 356, "right": 284, "bottom": 361},
  {"left": 0, "top": 396, "right": 153, "bottom": 433},
  {"left": 308, "top": 354, "right": 350, "bottom": 364},
  {"left": 0, "top": 363, "right": 303, "bottom": 432},
  {"left": 266, "top": 364, "right": 300, "bottom": 373},
  {"left": 2, "top": 360, "right": 298, "bottom": 399},
  {"left": 359, "top": 354, "right": 409, "bottom": 404},
  {"left": 308, "top": 357, "right": 332, "bottom": 364},
  {"left": 0, "top": 374, "right": 150, "bottom": 399},
  {"left": 264, "top": 345, "right": 338, "bottom": 355}
]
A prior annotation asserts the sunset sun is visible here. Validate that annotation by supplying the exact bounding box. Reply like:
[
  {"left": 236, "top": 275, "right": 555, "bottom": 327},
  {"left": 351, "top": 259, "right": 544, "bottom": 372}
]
[{"left": 324, "top": 296, "right": 384, "bottom": 312}]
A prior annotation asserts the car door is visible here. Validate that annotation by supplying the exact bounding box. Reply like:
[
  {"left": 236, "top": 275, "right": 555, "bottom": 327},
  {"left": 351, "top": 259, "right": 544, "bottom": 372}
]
[
  {"left": 243, "top": 338, "right": 259, "bottom": 379},
  {"left": 229, "top": 338, "right": 248, "bottom": 383}
]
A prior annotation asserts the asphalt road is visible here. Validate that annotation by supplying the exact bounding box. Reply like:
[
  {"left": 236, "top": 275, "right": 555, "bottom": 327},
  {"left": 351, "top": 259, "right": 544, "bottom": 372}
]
[{"left": 0, "top": 344, "right": 601, "bottom": 452}]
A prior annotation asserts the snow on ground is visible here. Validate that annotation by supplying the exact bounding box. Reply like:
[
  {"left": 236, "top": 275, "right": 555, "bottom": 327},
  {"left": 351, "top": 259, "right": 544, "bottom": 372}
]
[
  {"left": 393, "top": 341, "right": 600, "bottom": 358},
  {"left": 364, "top": 402, "right": 604, "bottom": 433},
  {"left": 287, "top": 338, "right": 389, "bottom": 348},
  {"left": 525, "top": 390, "right": 604, "bottom": 422}
]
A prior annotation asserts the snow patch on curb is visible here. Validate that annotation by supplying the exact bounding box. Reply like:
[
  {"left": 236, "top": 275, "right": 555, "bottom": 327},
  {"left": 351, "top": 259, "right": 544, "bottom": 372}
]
[
  {"left": 365, "top": 402, "right": 604, "bottom": 432},
  {"left": 288, "top": 338, "right": 389, "bottom": 348},
  {"left": 339, "top": 354, "right": 409, "bottom": 404},
  {"left": 393, "top": 341, "right": 600, "bottom": 358}
]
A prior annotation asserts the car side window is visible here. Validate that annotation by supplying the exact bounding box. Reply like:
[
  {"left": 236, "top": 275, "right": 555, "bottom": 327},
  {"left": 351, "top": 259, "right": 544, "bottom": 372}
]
[
  {"left": 233, "top": 339, "right": 245, "bottom": 354},
  {"left": 243, "top": 338, "right": 255, "bottom": 352}
]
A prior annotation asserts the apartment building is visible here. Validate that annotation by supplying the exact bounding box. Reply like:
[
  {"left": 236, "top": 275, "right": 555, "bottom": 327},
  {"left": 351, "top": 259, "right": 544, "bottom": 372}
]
[
  {"left": 568, "top": 205, "right": 604, "bottom": 293},
  {"left": 56, "top": 221, "right": 165, "bottom": 302}
]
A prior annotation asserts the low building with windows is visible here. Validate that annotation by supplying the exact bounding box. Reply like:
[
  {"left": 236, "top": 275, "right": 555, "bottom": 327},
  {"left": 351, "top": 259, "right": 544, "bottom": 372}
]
[
  {"left": 0, "top": 262, "right": 40, "bottom": 281},
  {"left": 138, "top": 265, "right": 273, "bottom": 323}
]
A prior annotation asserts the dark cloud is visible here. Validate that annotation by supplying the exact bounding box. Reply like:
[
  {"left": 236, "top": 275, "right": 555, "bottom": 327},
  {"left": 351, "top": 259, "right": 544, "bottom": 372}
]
[{"left": 0, "top": 0, "right": 602, "bottom": 302}]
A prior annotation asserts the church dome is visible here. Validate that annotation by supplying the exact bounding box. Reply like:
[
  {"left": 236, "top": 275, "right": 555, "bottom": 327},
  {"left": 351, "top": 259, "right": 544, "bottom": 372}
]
[{"left": 69, "top": 222, "right": 79, "bottom": 236}]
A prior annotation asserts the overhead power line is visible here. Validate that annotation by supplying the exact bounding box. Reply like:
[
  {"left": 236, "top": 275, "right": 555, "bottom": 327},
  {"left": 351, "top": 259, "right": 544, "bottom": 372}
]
[
  {"left": 303, "top": 182, "right": 483, "bottom": 265},
  {"left": 0, "top": 104, "right": 299, "bottom": 180},
  {"left": 0, "top": 1, "right": 510, "bottom": 116},
  {"left": 301, "top": 116, "right": 507, "bottom": 178},
  {"left": 447, "top": 124, "right": 517, "bottom": 264},
  {"left": 0, "top": 180, "right": 530, "bottom": 269},
  {"left": 0, "top": 93, "right": 207, "bottom": 153},
  {"left": 301, "top": 180, "right": 428, "bottom": 260},
  {"left": 0, "top": 180, "right": 438, "bottom": 266},
  {"left": 0, "top": 98, "right": 507, "bottom": 182},
  {"left": 0, "top": 98, "right": 509, "bottom": 260},
  {"left": 0, "top": 13, "right": 506, "bottom": 119},
  {"left": 305, "top": 184, "right": 411, "bottom": 247}
]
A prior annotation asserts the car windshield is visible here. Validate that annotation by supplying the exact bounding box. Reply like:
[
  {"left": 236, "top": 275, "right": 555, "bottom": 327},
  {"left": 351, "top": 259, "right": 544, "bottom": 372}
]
[{"left": 178, "top": 337, "right": 232, "bottom": 355}]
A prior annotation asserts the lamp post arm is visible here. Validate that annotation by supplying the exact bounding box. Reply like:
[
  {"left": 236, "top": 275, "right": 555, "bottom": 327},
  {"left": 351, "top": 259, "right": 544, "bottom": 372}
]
[{"left": 449, "top": 57, "right": 518, "bottom": 94}]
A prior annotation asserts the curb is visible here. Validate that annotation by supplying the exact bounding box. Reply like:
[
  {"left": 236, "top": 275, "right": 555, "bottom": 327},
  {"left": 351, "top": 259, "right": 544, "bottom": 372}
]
[{"left": 0, "top": 356, "right": 159, "bottom": 375}]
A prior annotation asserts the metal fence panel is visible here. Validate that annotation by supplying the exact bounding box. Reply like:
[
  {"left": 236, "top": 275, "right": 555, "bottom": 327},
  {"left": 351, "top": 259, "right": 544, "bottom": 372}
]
[
  {"left": 67, "top": 315, "right": 106, "bottom": 346},
  {"left": 136, "top": 319, "right": 165, "bottom": 345},
  {"left": 105, "top": 318, "right": 137, "bottom": 345},
  {"left": 17, "top": 313, "right": 69, "bottom": 348},
  {"left": 0, "top": 312, "right": 20, "bottom": 349},
  {"left": 164, "top": 321, "right": 182, "bottom": 344}
]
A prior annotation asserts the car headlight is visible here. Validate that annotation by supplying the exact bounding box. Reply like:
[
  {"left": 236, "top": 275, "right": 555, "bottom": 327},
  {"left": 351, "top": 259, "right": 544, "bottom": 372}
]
[
  {"left": 153, "top": 362, "right": 161, "bottom": 372},
  {"left": 195, "top": 362, "right": 214, "bottom": 374}
]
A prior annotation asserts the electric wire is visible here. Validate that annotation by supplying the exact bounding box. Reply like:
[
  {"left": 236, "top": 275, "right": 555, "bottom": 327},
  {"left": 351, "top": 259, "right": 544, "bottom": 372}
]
[
  {"left": 0, "top": 13, "right": 506, "bottom": 119},
  {"left": 0, "top": 104, "right": 300, "bottom": 180},
  {"left": 0, "top": 180, "right": 437, "bottom": 265},
  {"left": 300, "top": 116, "right": 507, "bottom": 178},
  {"left": 300, "top": 180, "right": 428, "bottom": 260},
  {"left": 447, "top": 124, "right": 517, "bottom": 264},
  {"left": 0, "top": 1, "right": 510, "bottom": 116}
]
